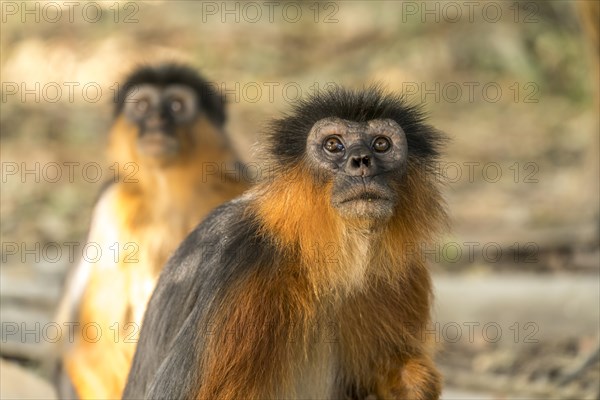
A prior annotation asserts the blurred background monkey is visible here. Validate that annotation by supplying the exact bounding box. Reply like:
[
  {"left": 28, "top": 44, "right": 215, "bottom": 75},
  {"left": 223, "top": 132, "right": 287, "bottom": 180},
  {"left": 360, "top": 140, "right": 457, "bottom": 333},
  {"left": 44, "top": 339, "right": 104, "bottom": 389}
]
[
  {"left": 55, "top": 63, "right": 249, "bottom": 399},
  {"left": 124, "top": 87, "right": 448, "bottom": 400}
]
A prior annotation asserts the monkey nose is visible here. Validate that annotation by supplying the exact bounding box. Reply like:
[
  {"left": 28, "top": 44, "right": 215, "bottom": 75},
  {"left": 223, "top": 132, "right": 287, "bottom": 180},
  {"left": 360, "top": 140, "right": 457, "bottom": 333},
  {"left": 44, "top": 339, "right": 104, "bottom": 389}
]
[
  {"left": 351, "top": 155, "right": 371, "bottom": 168},
  {"left": 346, "top": 154, "right": 374, "bottom": 176},
  {"left": 146, "top": 113, "right": 168, "bottom": 129}
]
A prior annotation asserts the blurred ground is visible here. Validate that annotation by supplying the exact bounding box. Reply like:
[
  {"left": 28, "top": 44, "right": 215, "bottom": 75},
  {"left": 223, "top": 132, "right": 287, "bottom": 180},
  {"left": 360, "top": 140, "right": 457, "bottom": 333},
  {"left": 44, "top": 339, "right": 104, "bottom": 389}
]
[
  {"left": 1, "top": 1, "right": 599, "bottom": 398},
  {"left": 0, "top": 359, "right": 56, "bottom": 400}
]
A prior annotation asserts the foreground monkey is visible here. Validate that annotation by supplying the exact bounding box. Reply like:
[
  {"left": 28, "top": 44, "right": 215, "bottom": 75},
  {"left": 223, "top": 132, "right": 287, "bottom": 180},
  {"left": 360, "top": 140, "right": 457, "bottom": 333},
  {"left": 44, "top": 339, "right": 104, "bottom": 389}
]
[
  {"left": 123, "top": 87, "right": 447, "bottom": 399},
  {"left": 56, "top": 64, "right": 249, "bottom": 399}
]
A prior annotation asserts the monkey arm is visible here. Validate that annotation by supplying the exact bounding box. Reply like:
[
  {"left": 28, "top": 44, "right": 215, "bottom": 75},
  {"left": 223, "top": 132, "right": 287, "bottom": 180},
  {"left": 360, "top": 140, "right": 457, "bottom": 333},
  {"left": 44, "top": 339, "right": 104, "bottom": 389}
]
[
  {"left": 54, "top": 184, "right": 132, "bottom": 398},
  {"left": 54, "top": 183, "right": 119, "bottom": 329},
  {"left": 52, "top": 243, "right": 96, "bottom": 398}
]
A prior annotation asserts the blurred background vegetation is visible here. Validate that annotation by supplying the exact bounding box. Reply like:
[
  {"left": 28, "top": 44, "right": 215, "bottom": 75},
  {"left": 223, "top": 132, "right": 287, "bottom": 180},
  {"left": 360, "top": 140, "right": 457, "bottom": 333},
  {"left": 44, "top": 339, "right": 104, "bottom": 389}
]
[{"left": 1, "top": 1, "right": 598, "bottom": 398}]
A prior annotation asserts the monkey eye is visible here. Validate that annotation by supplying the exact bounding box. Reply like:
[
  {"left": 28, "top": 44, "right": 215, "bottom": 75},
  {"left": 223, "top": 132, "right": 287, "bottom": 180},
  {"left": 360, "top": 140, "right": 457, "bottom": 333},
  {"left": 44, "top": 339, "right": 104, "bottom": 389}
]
[
  {"left": 170, "top": 99, "right": 184, "bottom": 114},
  {"left": 136, "top": 98, "right": 150, "bottom": 114},
  {"left": 323, "top": 136, "right": 345, "bottom": 154},
  {"left": 372, "top": 136, "right": 391, "bottom": 153}
]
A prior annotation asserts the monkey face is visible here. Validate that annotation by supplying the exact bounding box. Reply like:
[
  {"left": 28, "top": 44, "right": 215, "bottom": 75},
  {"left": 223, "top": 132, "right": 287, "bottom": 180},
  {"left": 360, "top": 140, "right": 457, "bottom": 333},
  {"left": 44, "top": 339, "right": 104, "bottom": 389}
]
[
  {"left": 123, "top": 84, "right": 198, "bottom": 164},
  {"left": 306, "top": 117, "right": 408, "bottom": 220}
]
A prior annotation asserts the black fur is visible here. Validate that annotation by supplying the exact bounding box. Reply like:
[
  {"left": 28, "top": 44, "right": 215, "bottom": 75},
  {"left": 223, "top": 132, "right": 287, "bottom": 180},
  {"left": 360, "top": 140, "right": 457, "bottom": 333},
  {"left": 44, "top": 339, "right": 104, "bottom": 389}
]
[
  {"left": 115, "top": 63, "right": 226, "bottom": 127},
  {"left": 266, "top": 85, "right": 445, "bottom": 169}
]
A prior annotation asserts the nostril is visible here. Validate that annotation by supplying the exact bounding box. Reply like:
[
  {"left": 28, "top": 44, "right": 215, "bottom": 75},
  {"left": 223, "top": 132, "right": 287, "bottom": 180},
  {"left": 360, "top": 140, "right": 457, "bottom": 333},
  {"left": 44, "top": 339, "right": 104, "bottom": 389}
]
[
  {"left": 351, "top": 157, "right": 361, "bottom": 168},
  {"left": 362, "top": 156, "right": 370, "bottom": 167}
]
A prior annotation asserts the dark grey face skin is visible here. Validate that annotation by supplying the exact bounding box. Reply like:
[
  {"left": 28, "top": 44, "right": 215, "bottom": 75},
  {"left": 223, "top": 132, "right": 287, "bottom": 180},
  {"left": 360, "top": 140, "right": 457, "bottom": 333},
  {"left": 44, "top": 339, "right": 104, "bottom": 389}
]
[
  {"left": 123, "top": 84, "right": 199, "bottom": 158},
  {"left": 306, "top": 117, "right": 408, "bottom": 220}
]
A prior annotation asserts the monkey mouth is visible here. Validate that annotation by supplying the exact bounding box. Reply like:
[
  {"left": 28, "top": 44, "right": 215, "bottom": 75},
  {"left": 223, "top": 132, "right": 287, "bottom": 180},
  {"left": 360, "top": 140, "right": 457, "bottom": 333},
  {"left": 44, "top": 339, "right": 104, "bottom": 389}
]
[
  {"left": 138, "top": 135, "right": 179, "bottom": 157},
  {"left": 333, "top": 190, "right": 395, "bottom": 221},
  {"left": 331, "top": 182, "right": 396, "bottom": 220},
  {"left": 339, "top": 191, "right": 391, "bottom": 204}
]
